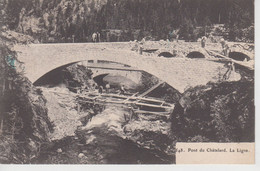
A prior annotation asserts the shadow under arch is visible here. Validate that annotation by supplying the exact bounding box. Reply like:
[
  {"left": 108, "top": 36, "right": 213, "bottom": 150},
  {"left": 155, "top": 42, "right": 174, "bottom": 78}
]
[
  {"left": 33, "top": 61, "right": 80, "bottom": 86},
  {"left": 158, "top": 52, "right": 176, "bottom": 58},
  {"left": 229, "top": 52, "right": 251, "bottom": 61},
  {"left": 186, "top": 51, "right": 205, "bottom": 58},
  {"left": 93, "top": 73, "right": 110, "bottom": 86},
  {"left": 32, "top": 59, "right": 181, "bottom": 96}
]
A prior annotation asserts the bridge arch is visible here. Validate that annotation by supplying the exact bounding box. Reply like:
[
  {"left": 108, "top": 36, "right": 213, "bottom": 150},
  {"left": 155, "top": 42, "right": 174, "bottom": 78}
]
[
  {"left": 158, "top": 52, "right": 176, "bottom": 58},
  {"left": 33, "top": 61, "right": 80, "bottom": 86},
  {"left": 33, "top": 60, "right": 149, "bottom": 91},
  {"left": 186, "top": 51, "right": 205, "bottom": 58},
  {"left": 229, "top": 52, "right": 251, "bottom": 61},
  {"left": 93, "top": 73, "right": 109, "bottom": 86}
]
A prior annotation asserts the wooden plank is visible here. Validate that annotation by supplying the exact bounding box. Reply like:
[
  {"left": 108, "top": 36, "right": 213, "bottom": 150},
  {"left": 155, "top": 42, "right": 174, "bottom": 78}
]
[
  {"left": 48, "top": 91, "right": 175, "bottom": 108},
  {"left": 81, "top": 92, "right": 169, "bottom": 104},
  {"left": 101, "top": 94, "right": 128, "bottom": 99},
  {"left": 84, "top": 92, "right": 128, "bottom": 99},
  {"left": 49, "top": 89, "right": 176, "bottom": 112},
  {"left": 122, "top": 92, "right": 139, "bottom": 103},
  {"left": 135, "top": 97, "right": 173, "bottom": 107},
  {"left": 136, "top": 97, "right": 166, "bottom": 103},
  {"left": 133, "top": 110, "right": 170, "bottom": 116},
  {"left": 139, "top": 81, "right": 164, "bottom": 97},
  {"left": 48, "top": 91, "right": 76, "bottom": 96},
  {"left": 135, "top": 102, "right": 174, "bottom": 109},
  {"left": 103, "top": 99, "right": 129, "bottom": 104},
  {"left": 77, "top": 96, "right": 173, "bottom": 110}
]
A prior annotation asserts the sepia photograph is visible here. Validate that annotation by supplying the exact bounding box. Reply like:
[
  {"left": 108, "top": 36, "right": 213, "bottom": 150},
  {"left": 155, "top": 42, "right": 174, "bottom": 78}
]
[{"left": 0, "top": 0, "right": 255, "bottom": 164}]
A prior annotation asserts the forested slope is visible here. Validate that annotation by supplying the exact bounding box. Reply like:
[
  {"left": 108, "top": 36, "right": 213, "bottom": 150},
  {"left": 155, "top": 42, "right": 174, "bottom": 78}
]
[{"left": 0, "top": 0, "right": 254, "bottom": 42}]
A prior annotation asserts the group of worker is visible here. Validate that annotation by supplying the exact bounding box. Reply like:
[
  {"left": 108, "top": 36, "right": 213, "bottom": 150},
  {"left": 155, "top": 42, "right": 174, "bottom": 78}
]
[
  {"left": 77, "top": 82, "right": 126, "bottom": 96},
  {"left": 92, "top": 32, "right": 101, "bottom": 42},
  {"left": 199, "top": 36, "right": 237, "bottom": 81},
  {"left": 132, "top": 38, "right": 146, "bottom": 55},
  {"left": 200, "top": 36, "right": 230, "bottom": 57},
  {"left": 98, "top": 83, "right": 126, "bottom": 95},
  {"left": 98, "top": 83, "right": 110, "bottom": 94}
]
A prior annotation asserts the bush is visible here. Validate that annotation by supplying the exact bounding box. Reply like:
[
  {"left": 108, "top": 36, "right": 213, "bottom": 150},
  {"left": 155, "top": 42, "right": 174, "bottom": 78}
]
[{"left": 170, "top": 81, "right": 254, "bottom": 142}]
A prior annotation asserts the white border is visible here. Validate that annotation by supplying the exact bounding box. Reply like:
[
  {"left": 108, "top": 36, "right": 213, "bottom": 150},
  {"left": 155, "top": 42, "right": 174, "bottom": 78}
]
[{"left": 0, "top": 0, "right": 259, "bottom": 170}]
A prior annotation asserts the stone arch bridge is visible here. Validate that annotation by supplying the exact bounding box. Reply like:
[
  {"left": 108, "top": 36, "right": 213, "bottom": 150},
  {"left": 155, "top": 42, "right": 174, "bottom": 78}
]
[{"left": 14, "top": 42, "right": 240, "bottom": 93}]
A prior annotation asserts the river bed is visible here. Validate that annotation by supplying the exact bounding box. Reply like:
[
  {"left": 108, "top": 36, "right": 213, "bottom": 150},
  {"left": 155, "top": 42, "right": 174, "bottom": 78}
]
[{"left": 34, "top": 86, "right": 175, "bottom": 164}]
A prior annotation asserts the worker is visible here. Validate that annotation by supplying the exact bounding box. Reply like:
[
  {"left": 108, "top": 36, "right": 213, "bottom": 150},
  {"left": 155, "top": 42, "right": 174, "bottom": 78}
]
[
  {"left": 132, "top": 40, "right": 138, "bottom": 52},
  {"left": 223, "top": 62, "right": 235, "bottom": 80},
  {"left": 201, "top": 36, "right": 207, "bottom": 48},
  {"left": 176, "top": 34, "right": 179, "bottom": 42},
  {"left": 139, "top": 40, "right": 144, "bottom": 55},
  {"left": 220, "top": 38, "right": 230, "bottom": 56},
  {"left": 92, "top": 83, "right": 96, "bottom": 91},
  {"left": 92, "top": 32, "right": 97, "bottom": 42},
  {"left": 97, "top": 32, "right": 101, "bottom": 42},
  {"left": 81, "top": 84, "right": 87, "bottom": 95},
  {"left": 208, "top": 33, "right": 214, "bottom": 42},
  {"left": 77, "top": 88, "right": 81, "bottom": 95},
  {"left": 171, "top": 29, "right": 179, "bottom": 42},
  {"left": 105, "top": 83, "right": 110, "bottom": 93},
  {"left": 98, "top": 85, "right": 103, "bottom": 94},
  {"left": 120, "top": 85, "right": 126, "bottom": 95}
]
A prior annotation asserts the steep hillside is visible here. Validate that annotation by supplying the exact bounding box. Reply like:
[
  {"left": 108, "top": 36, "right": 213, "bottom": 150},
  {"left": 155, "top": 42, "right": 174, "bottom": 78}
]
[
  {"left": 170, "top": 79, "right": 254, "bottom": 142},
  {"left": 0, "top": 35, "right": 52, "bottom": 163}
]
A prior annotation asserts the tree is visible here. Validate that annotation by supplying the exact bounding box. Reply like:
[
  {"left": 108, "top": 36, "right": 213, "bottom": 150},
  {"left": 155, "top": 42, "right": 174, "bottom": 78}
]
[
  {"left": 202, "top": 16, "right": 212, "bottom": 35},
  {"left": 179, "top": 18, "right": 196, "bottom": 41},
  {"left": 2, "top": 0, "right": 254, "bottom": 42},
  {"left": 225, "top": 0, "right": 254, "bottom": 42}
]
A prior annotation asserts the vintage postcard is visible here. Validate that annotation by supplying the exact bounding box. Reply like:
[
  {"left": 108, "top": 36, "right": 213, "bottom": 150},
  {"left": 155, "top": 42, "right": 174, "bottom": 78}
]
[{"left": 0, "top": 0, "right": 255, "bottom": 164}]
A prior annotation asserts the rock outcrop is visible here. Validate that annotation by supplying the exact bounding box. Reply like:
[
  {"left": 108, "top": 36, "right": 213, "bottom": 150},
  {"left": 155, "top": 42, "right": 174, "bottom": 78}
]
[
  {"left": 170, "top": 80, "right": 254, "bottom": 142},
  {"left": 0, "top": 38, "right": 52, "bottom": 163}
]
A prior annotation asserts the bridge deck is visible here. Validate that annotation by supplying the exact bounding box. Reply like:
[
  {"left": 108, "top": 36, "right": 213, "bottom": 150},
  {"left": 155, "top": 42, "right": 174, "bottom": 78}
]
[{"left": 15, "top": 42, "right": 252, "bottom": 93}]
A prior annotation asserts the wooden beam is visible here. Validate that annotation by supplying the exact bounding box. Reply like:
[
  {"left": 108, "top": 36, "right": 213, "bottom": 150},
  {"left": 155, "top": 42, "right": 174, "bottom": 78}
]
[
  {"left": 206, "top": 49, "right": 254, "bottom": 70},
  {"left": 135, "top": 102, "right": 174, "bottom": 109},
  {"left": 133, "top": 110, "right": 170, "bottom": 116},
  {"left": 77, "top": 96, "right": 174, "bottom": 110},
  {"left": 122, "top": 92, "right": 139, "bottom": 103},
  {"left": 139, "top": 81, "right": 164, "bottom": 97},
  {"left": 81, "top": 92, "right": 169, "bottom": 104}
]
